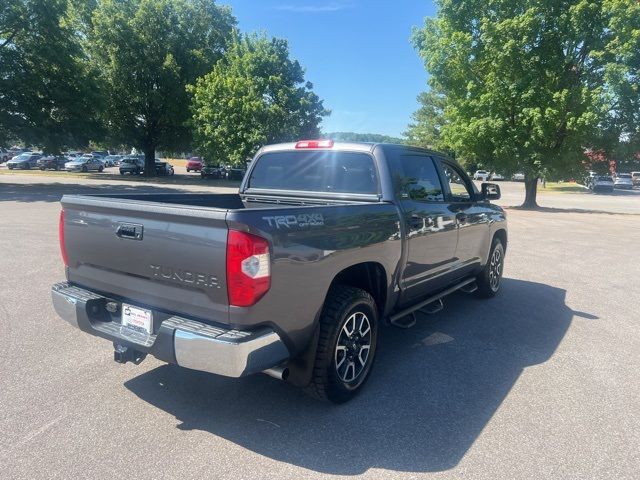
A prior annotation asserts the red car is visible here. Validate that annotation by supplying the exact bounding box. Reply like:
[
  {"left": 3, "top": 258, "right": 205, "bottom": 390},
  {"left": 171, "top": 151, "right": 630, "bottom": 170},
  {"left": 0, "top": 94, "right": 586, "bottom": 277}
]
[{"left": 186, "top": 157, "right": 203, "bottom": 172}]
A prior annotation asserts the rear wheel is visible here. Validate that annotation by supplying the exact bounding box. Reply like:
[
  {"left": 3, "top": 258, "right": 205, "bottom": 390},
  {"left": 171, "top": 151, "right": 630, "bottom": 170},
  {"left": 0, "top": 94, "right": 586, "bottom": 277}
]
[
  {"left": 476, "top": 238, "right": 504, "bottom": 298},
  {"left": 305, "top": 286, "right": 378, "bottom": 403},
  {"left": 98, "top": 166, "right": 103, "bottom": 172},
  {"left": 81, "top": 165, "right": 87, "bottom": 172}
]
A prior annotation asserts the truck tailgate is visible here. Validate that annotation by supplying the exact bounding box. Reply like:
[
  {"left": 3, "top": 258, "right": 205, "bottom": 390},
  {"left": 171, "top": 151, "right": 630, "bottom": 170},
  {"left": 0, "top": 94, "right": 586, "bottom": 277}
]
[{"left": 61, "top": 195, "right": 229, "bottom": 323}]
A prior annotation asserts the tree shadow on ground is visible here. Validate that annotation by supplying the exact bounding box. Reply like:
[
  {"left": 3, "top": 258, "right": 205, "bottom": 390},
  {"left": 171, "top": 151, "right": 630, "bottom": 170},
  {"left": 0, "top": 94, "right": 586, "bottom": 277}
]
[
  {"left": 125, "top": 278, "right": 587, "bottom": 475},
  {"left": 0, "top": 181, "right": 200, "bottom": 203},
  {"left": 506, "top": 205, "right": 639, "bottom": 215}
]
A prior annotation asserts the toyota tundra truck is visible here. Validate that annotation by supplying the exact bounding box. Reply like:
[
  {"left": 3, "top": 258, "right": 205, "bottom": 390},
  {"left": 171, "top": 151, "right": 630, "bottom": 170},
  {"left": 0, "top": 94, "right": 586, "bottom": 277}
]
[{"left": 52, "top": 140, "right": 507, "bottom": 403}]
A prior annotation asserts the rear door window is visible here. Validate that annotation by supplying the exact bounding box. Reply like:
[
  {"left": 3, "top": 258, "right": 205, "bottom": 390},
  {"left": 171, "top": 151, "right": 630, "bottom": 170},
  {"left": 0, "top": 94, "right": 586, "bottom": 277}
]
[
  {"left": 387, "top": 155, "right": 444, "bottom": 201},
  {"left": 248, "top": 151, "right": 379, "bottom": 194}
]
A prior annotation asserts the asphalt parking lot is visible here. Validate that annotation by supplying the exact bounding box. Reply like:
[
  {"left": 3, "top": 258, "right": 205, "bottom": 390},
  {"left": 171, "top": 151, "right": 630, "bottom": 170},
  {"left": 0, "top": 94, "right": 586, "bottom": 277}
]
[{"left": 0, "top": 174, "right": 639, "bottom": 479}]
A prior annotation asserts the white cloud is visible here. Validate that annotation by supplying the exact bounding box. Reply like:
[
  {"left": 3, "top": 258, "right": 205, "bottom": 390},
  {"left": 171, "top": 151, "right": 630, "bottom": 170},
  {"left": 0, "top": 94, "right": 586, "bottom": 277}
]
[{"left": 275, "top": 2, "right": 354, "bottom": 13}]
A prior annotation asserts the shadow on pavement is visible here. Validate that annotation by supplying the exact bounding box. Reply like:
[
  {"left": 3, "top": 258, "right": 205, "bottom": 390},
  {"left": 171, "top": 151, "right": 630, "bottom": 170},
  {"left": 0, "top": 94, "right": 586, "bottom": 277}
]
[
  {"left": 506, "top": 205, "right": 638, "bottom": 215},
  {"left": 0, "top": 182, "right": 197, "bottom": 203},
  {"left": 125, "top": 278, "right": 585, "bottom": 475}
]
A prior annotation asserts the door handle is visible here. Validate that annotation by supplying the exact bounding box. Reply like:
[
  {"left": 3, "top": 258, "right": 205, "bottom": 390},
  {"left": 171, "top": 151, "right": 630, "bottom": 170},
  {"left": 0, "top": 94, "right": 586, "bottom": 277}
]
[
  {"left": 409, "top": 215, "right": 436, "bottom": 230},
  {"left": 409, "top": 215, "right": 424, "bottom": 229},
  {"left": 456, "top": 212, "right": 468, "bottom": 223},
  {"left": 116, "top": 223, "right": 144, "bottom": 240}
]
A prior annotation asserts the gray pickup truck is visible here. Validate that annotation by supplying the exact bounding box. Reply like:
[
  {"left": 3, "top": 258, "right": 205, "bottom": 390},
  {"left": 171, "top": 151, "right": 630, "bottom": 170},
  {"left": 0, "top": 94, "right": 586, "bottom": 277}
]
[{"left": 52, "top": 141, "right": 507, "bottom": 403}]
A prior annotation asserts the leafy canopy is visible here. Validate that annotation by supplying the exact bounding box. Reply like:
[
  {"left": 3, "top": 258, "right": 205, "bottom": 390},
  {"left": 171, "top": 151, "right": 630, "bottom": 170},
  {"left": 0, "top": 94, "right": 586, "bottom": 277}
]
[
  {"left": 412, "top": 0, "right": 639, "bottom": 184},
  {"left": 89, "top": 0, "right": 235, "bottom": 169},
  {"left": 189, "top": 33, "right": 329, "bottom": 166},
  {"left": 0, "top": 0, "right": 101, "bottom": 152}
]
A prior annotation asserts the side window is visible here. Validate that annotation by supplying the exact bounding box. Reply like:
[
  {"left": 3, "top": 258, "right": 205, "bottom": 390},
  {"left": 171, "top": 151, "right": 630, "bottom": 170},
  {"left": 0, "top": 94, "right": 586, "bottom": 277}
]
[
  {"left": 441, "top": 162, "right": 473, "bottom": 201},
  {"left": 388, "top": 155, "right": 444, "bottom": 202}
]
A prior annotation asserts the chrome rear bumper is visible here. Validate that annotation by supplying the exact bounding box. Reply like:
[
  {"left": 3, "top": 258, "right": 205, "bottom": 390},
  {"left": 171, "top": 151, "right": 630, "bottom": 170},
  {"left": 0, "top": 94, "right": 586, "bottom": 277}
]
[{"left": 51, "top": 282, "right": 289, "bottom": 378}]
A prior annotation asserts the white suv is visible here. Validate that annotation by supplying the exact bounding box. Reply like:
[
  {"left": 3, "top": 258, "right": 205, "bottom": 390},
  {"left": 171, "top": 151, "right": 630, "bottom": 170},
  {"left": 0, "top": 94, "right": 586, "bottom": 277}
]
[{"left": 473, "top": 170, "right": 489, "bottom": 181}]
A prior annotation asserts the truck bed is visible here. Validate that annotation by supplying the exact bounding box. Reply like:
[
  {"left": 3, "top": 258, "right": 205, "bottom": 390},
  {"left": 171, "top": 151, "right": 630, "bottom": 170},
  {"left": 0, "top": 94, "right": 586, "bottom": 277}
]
[{"left": 61, "top": 192, "right": 401, "bottom": 339}]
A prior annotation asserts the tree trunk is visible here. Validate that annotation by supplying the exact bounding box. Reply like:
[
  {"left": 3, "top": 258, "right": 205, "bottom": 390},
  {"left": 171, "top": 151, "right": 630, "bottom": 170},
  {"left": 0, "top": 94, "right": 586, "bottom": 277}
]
[
  {"left": 522, "top": 176, "right": 539, "bottom": 209},
  {"left": 143, "top": 147, "right": 155, "bottom": 177}
]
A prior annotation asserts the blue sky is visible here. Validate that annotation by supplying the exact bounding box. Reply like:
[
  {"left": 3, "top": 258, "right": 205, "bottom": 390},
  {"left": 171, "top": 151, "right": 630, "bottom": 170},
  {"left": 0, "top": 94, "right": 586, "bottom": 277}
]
[{"left": 222, "top": 1, "right": 437, "bottom": 137}]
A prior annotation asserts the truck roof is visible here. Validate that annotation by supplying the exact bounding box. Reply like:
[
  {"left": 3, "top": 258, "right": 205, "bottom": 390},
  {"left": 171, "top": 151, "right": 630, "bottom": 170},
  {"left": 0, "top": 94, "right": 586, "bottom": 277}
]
[{"left": 259, "top": 141, "right": 448, "bottom": 158}]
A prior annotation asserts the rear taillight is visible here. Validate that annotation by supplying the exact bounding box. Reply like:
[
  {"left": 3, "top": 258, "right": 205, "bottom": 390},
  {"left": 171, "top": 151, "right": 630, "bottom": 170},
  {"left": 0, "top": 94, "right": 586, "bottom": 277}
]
[
  {"left": 226, "top": 230, "right": 271, "bottom": 307},
  {"left": 59, "top": 209, "right": 68, "bottom": 267}
]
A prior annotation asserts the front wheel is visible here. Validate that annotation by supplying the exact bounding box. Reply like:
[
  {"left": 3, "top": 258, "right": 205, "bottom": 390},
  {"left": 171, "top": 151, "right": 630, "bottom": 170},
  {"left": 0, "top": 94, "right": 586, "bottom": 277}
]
[
  {"left": 81, "top": 165, "right": 87, "bottom": 172},
  {"left": 476, "top": 238, "right": 505, "bottom": 298},
  {"left": 98, "top": 166, "right": 103, "bottom": 172},
  {"left": 305, "top": 286, "right": 378, "bottom": 403}
]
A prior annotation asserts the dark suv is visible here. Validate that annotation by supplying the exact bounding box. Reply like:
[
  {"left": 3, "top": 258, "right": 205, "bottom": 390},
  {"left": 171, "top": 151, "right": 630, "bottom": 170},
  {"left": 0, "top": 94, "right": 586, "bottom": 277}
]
[
  {"left": 119, "top": 156, "right": 145, "bottom": 175},
  {"left": 38, "top": 156, "right": 68, "bottom": 171}
]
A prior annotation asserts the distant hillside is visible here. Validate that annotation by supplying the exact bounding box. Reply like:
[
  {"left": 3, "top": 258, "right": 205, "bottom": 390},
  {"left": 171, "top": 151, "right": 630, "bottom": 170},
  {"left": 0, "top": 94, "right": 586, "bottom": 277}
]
[{"left": 324, "top": 132, "right": 405, "bottom": 144}]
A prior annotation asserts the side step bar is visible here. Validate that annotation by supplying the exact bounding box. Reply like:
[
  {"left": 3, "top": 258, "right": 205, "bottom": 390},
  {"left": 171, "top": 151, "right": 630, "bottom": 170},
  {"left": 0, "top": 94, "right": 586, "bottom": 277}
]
[{"left": 390, "top": 278, "right": 477, "bottom": 328}]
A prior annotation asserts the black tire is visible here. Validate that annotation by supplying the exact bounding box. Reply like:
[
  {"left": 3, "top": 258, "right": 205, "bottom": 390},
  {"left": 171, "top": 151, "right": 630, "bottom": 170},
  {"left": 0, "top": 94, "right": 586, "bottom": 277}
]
[
  {"left": 120, "top": 171, "right": 124, "bottom": 175},
  {"left": 98, "top": 166, "right": 103, "bottom": 172},
  {"left": 81, "top": 165, "right": 87, "bottom": 172},
  {"left": 476, "top": 238, "right": 505, "bottom": 298},
  {"left": 186, "top": 168, "right": 190, "bottom": 173},
  {"left": 305, "top": 286, "right": 378, "bottom": 403}
]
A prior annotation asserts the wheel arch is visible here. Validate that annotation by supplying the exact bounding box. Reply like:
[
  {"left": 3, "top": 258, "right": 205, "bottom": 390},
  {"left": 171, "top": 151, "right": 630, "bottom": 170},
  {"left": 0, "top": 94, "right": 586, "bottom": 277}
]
[
  {"left": 327, "top": 262, "right": 388, "bottom": 315},
  {"left": 493, "top": 228, "right": 508, "bottom": 252}
]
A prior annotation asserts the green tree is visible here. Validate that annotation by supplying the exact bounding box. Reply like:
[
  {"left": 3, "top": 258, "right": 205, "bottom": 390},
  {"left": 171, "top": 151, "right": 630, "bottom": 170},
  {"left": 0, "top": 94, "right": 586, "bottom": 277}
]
[
  {"left": 412, "top": 0, "right": 638, "bottom": 207},
  {"left": 591, "top": 0, "right": 640, "bottom": 166},
  {"left": 0, "top": 0, "right": 101, "bottom": 152},
  {"left": 325, "top": 132, "right": 405, "bottom": 144},
  {"left": 189, "top": 33, "right": 329, "bottom": 166},
  {"left": 404, "top": 91, "right": 448, "bottom": 152},
  {"left": 90, "top": 0, "right": 235, "bottom": 175}
]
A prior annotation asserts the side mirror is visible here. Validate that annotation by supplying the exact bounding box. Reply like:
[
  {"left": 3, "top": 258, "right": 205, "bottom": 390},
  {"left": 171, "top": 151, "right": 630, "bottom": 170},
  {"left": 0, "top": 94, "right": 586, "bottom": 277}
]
[{"left": 481, "top": 182, "right": 501, "bottom": 200}]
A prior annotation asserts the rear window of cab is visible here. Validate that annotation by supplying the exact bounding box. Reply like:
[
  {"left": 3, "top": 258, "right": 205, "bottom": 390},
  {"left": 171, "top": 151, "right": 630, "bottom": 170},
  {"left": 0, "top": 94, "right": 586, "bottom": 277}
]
[{"left": 248, "top": 151, "right": 379, "bottom": 194}]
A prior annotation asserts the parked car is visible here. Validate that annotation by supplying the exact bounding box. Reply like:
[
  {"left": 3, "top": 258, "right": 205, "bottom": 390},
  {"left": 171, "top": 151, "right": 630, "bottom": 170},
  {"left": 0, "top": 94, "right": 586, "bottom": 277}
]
[
  {"left": 155, "top": 160, "right": 174, "bottom": 176},
  {"left": 201, "top": 164, "right": 224, "bottom": 179},
  {"left": 631, "top": 171, "right": 640, "bottom": 187},
  {"left": 186, "top": 157, "right": 203, "bottom": 172},
  {"left": 590, "top": 175, "right": 614, "bottom": 193},
  {"left": 473, "top": 170, "right": 489, "bottom": 181},
  {"left": 8, "top": 147, "right": 30, "bottom": 158},
  {"left": 226, "top": 165, "right": 247, "bottom": 180},
  {"left": 91, "top": 151, "right": 109, "bottom": 158},
  {"left": 512, "top": 172, "right": 525, "bottom": 181},
  {"left": 119, "top": 156, "right": 145, "bottom": 175},
  {"left": 65, "top": 155, "right": 104, "bottom": 172},
  {"left": 101, "top": 155, "right": 119, "bottom": 167},
  {"left": 490, "top": 172, "right": 505, "bottom": 181},
  {"left": 52, "top": 140, "right": 507, "bottom": 403},
  {"left": 0, "top": 148, "right": 10, "bottom": 163},
  {"left": 614, "top": 173, "right": 634, "bottom": 190},
  {"left": 7, "top": 152, "right": 42, "bottom": 169},
  {"left": 38, "top": 155, "right": 68, "bottom": 171}
]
